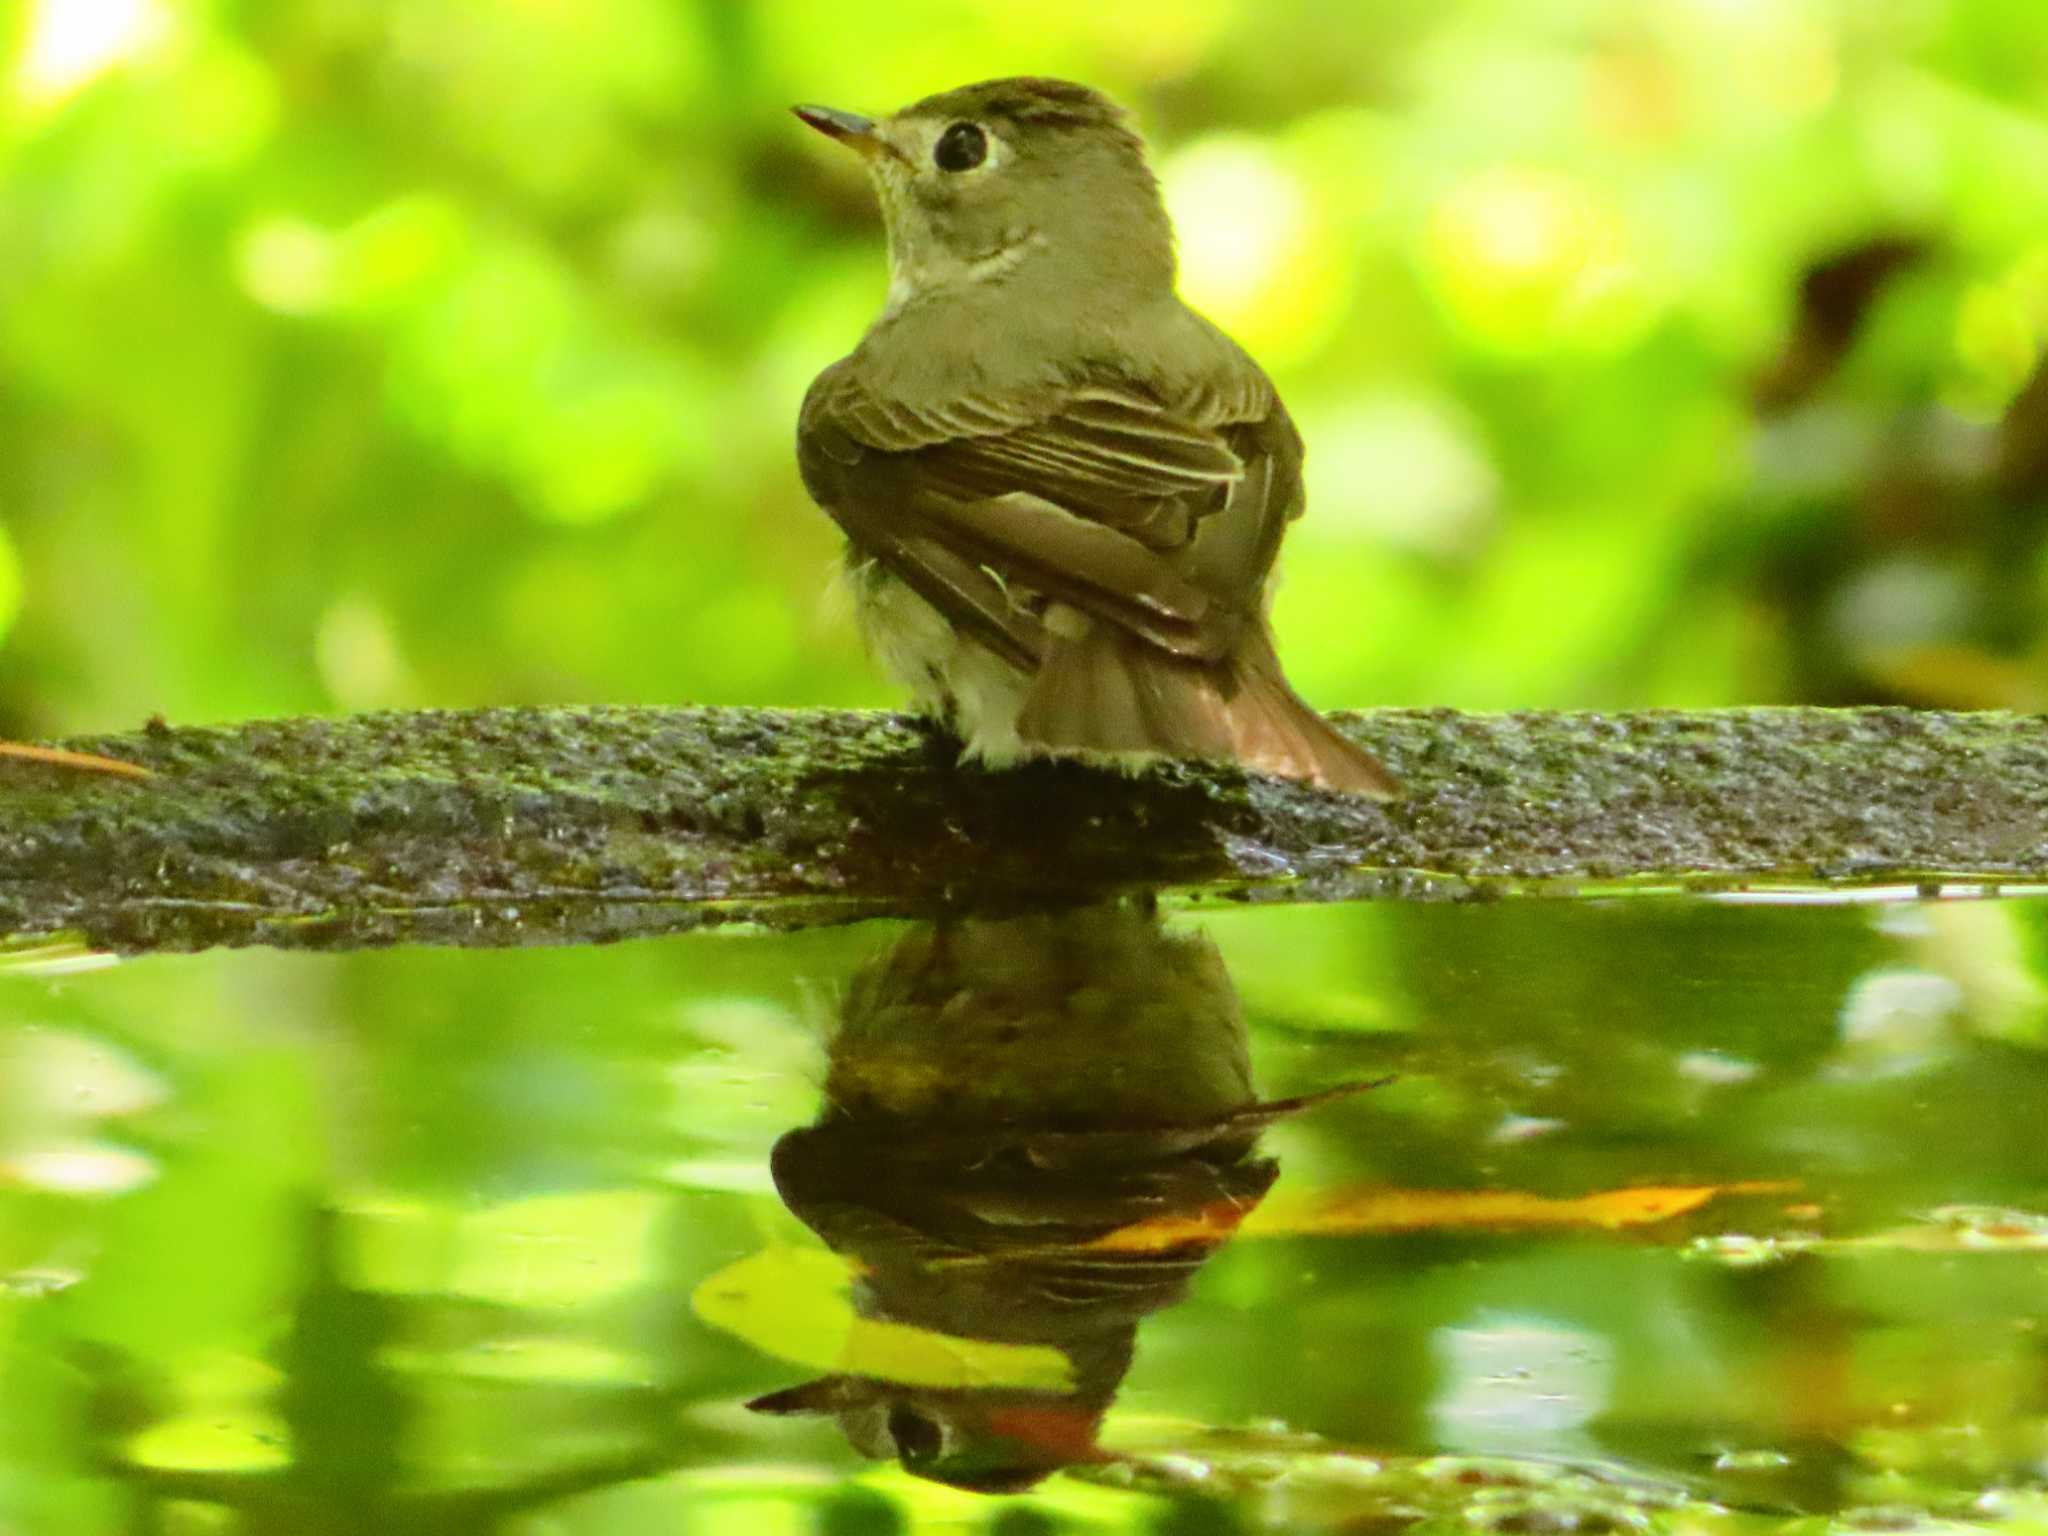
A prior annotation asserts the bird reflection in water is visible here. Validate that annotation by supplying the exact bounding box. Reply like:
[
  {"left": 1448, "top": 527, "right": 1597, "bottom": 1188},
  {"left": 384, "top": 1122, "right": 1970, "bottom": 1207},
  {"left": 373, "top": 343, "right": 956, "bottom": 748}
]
[{"left": 744, "top": 899, "right": 1378, "bottom": 1493}]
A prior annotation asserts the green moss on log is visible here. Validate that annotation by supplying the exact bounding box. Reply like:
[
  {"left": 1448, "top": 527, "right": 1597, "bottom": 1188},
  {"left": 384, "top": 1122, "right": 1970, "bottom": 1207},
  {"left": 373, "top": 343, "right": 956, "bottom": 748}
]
[{"left": 0, "top": 706, "right": 2042, "bottom": 953}]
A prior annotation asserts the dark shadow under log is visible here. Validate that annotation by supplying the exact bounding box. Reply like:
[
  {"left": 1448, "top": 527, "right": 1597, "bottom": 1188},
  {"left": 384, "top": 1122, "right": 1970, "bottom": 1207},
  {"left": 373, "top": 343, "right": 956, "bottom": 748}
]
[{"left": 0, "top": 706, "right": 2044, "bottom": 954}]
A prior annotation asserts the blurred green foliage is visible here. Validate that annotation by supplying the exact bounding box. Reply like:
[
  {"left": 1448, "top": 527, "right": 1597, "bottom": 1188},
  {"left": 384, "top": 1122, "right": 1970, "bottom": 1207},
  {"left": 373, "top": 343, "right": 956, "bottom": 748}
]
[{"left": 1, "top": 0, "right": 2044, "bottom": 736}]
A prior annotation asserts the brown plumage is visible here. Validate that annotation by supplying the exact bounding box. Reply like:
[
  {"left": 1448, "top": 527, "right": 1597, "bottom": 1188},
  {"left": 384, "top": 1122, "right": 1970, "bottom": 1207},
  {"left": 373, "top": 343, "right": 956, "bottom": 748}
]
[{"left": 794, "top": 78, "right": 1397, "bottom": 797}]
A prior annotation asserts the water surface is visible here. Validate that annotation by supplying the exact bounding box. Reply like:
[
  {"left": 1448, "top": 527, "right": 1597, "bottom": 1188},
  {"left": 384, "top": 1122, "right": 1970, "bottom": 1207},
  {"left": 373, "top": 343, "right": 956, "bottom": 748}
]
[{"left": 5, "top": 894, "right": 2048, "bottom": 1533}]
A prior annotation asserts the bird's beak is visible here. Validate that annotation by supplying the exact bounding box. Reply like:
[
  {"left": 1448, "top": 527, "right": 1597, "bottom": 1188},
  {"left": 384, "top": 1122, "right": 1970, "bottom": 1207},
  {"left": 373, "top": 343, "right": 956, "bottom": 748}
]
[
  {"left": 792, "top": 104, "right": 901, "bottom": 164},
  {"left": 746, "top": 1378, "right": 841, "bottom": 1415}
]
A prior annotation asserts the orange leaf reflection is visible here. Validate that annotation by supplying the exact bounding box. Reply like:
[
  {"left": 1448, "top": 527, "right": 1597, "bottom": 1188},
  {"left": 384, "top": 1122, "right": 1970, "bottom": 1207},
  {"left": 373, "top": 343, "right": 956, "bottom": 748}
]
[{"left": 1082, "top": 1181, "right": 1796, "bottom": 1252}]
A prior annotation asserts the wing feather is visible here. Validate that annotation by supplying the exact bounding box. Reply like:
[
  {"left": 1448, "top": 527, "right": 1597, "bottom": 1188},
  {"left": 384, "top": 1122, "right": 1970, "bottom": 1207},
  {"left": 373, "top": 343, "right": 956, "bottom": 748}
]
[{"left": 798, "top": 356, "right": 1296, "bottom": 665}]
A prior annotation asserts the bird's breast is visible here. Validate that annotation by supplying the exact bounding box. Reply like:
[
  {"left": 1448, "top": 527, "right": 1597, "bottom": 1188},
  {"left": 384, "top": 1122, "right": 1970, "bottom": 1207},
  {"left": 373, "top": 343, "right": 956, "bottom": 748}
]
[{"left": 846, "top": 555, "right": 1036, "bottom": 764}]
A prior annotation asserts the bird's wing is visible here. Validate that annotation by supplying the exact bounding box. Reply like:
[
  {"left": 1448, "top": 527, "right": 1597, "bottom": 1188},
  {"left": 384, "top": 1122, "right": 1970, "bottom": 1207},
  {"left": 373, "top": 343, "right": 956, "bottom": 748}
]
[{"left": 801, "top": 361, "right": 1293, "bottom": 664}]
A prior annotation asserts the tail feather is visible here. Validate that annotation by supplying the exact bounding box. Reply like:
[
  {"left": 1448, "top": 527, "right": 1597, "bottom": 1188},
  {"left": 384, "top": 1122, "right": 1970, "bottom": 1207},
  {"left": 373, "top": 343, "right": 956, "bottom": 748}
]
[{"left": 1015, "top": 620, "right": 1399, "bottom": 798}]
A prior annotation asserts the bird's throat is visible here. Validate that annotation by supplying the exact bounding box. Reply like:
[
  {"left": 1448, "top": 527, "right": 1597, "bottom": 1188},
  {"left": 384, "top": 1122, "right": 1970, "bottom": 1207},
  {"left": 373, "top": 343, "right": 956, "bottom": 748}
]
[{"left": 881, "top": 227, "right": 1042, "bottom": 318}]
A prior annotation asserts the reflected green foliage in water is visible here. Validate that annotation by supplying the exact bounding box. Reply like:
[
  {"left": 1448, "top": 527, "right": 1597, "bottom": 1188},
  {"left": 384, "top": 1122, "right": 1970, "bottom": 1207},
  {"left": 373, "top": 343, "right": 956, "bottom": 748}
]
[{"left": 5, "top": 896, "right": 2048, "bottom": 1531}]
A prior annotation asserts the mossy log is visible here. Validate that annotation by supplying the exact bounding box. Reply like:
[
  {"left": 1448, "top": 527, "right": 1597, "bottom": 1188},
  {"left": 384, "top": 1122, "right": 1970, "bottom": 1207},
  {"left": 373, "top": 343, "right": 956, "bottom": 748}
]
[{"left": 0, "top": 706, "right": 2043, "bottom": 954}]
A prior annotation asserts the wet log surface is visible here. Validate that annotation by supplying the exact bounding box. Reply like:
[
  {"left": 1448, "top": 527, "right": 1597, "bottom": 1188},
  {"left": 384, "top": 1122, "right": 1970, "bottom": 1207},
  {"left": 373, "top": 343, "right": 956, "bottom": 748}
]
[{"left": 0, "top": 705, "right": 2042, "bottom": 953}]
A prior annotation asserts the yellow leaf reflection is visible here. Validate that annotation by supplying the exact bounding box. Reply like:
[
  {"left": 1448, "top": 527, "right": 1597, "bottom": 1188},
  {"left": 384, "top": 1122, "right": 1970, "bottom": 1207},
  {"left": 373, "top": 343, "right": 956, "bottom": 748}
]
[
  {"left": 692, "top": 1246, "right": 1074, "bottom": 1393},
  {"left": 124, "top": 1411, "right": 292, "bottom": 1474}
]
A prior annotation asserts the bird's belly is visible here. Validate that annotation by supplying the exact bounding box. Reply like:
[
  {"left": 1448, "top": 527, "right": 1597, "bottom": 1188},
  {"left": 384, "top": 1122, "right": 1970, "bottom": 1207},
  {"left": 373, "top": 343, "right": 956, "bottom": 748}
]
[{"left": 848, "top": 560, "right": 1034, "bottom": 763}]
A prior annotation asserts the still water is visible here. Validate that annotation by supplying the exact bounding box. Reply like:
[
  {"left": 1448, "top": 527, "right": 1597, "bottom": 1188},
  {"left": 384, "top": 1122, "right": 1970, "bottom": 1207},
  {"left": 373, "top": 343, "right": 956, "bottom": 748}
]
[{"left": 4, "top": 894, "right": 2048, "bottom": 1534}]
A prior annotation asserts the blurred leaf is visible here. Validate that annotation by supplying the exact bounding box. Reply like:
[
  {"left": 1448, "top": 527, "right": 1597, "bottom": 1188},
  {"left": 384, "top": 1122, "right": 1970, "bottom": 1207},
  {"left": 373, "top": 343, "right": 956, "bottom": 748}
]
[
  {"left": 1238, "top": 1179, "right": 1798, "bottom": 1239},
  {"left": 693, "top": 1245, "right": 1075, "bottom": 1392}
]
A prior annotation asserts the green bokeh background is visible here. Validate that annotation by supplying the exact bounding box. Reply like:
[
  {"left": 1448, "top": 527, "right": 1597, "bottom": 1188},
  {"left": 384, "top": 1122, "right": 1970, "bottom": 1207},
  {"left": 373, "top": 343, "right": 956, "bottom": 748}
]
[{"left": 2, "top": 0, "right": 2044, "bottom": 734}]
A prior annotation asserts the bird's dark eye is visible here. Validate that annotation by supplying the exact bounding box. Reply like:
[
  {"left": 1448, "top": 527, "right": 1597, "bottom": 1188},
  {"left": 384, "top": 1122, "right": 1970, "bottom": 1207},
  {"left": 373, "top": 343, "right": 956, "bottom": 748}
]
[
  {"left": 933, "top": 121, "right": 987, "bottom": 172},
  {"left": 887, "top": 1404, "right": 944, "bottom": 1463}
]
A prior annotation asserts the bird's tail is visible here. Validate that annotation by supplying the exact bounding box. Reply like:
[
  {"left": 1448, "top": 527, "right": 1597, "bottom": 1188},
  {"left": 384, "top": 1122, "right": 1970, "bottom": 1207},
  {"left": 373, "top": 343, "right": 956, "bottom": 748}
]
[{"left": 1014, "top": 619, "right": 1399, "bottom": 798}]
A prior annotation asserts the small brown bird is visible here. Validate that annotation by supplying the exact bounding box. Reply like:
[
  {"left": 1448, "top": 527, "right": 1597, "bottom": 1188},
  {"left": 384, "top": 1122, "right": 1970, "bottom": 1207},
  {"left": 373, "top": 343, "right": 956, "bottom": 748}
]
[{"left": 793, "top": 78, "right": 1397, "bottom": 796}]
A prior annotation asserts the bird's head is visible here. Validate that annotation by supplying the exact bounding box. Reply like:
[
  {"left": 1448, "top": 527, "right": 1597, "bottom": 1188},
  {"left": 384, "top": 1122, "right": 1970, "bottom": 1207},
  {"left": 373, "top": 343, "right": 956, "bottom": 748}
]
[
  {"left": 794, "top": 77, "right": 1176, "bottom": 314},
  {"left": 747, "top": 1375, "right": 1110, "bottom": 1494}
]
